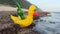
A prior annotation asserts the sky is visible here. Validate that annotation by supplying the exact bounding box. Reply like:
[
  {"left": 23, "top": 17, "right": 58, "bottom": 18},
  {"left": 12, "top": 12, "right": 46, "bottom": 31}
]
[{"left": 27, "top": 0, "right": 60, "bottom": 12}]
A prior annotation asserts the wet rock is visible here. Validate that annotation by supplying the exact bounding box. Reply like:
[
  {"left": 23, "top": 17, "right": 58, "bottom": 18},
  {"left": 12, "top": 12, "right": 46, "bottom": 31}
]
[
  {"left": 19, "top": 28, "right": 40, "bottom": 34},
  {"left": 0, "top": 11, "right": 40, "bottom": 34},
  {"left": 49, "top": 22, "right": 55, "bottom": 24},
  {"left": 40, "top": 20, "right": 43, "bottom": 22}
]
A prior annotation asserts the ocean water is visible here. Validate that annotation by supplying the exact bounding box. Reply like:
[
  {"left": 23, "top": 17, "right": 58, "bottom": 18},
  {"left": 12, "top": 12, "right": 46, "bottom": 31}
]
[{"left": 33, "top": 12, "right": 60, "bottom": 34}]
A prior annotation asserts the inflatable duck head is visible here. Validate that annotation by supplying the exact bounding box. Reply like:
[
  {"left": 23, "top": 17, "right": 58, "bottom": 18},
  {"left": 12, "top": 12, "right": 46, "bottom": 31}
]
[{"left": 28, "top": 5, "right": 36, "bottom": 16}]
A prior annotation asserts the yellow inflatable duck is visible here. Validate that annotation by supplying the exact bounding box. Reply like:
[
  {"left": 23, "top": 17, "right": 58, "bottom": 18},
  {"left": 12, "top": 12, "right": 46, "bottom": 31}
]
[{"left": 10, "top": 5, "right": 36, "bottom": 28}]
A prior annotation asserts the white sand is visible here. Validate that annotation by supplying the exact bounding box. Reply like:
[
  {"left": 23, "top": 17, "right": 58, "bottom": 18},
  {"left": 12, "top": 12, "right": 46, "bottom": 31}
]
[{"left": 0, "top": 5, "right": 28, "bottom": 11}]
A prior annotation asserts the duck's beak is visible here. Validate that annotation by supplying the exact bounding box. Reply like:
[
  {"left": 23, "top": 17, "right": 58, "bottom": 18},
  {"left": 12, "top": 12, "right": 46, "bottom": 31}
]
[{"left": 33, "top": 11, "right": 38, "bottom": 17}]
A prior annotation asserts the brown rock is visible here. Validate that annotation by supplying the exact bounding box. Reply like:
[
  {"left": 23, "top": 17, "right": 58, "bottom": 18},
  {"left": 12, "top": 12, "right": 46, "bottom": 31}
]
[{"left": 38, "top": 12, "right": 50, "bottom": 17}]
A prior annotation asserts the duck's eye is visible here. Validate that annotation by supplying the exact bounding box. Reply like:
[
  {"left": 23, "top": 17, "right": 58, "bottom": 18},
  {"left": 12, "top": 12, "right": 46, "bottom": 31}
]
[{"left": 34, "top": 9, "right": 36, "bottom": 11}]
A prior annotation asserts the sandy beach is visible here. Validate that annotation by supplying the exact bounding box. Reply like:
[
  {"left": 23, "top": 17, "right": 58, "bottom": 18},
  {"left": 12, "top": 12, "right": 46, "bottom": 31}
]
[{"left": 0, "top": 5, "right": 28, "bottom": 11}]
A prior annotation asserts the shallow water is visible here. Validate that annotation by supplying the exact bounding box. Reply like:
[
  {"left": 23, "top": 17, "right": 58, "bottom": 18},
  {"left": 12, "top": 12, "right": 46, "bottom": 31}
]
[{"left": 33, "top": 12, "right": 60, "bottom": 34}]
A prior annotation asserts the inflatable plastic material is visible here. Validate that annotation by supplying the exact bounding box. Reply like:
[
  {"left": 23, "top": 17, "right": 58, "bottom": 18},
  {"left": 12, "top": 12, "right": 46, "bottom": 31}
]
[
  {"left": 16, "top": 2, "right": 25, "bottom": 19},
  {"left": 10, "top": 5, "right": 36, "bottom": 28},
  {"left": 33, "top": 12, "right": 38, "bottom": 17}
]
